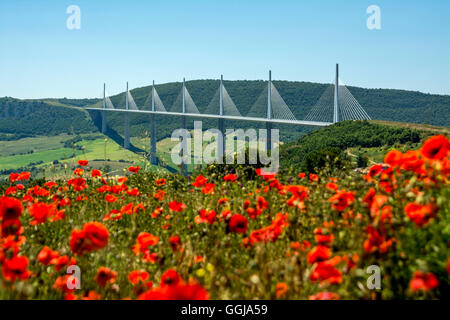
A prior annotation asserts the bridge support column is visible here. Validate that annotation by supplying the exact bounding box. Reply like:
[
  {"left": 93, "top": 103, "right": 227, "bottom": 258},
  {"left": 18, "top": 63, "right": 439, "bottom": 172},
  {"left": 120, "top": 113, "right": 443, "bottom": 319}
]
[
  {"left": 218, "top": 75, "right": 225, "bottom": 160},
  {"left": 102, "top": 83, "right": 107, "bottom": 134},
  {"left": 150, "top": 114, "right": 157, "bottom": 165},
  {"left": 124, "top": 114, "right": 130, "bottom": 149},
  {"left": 150, "top": 81, "right": 158, "bottom": 165},
  {"left": 124, "top": 82, "right": 130, "bottom": 149},
  {"left": 181, "top": 78, "right": 188, "bottom": 175},
  {"left": 266, "top": 122, "right": 272, "bottom": 153},
  {"left": 101, "top": 111, "right": 107, "bottom": 134}
]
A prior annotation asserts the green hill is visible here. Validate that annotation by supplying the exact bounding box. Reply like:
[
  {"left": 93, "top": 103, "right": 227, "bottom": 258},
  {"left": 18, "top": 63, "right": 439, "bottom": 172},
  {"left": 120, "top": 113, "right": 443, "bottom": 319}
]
[{"left": 279, "top": 120, "right": 445, "bottom": 174}]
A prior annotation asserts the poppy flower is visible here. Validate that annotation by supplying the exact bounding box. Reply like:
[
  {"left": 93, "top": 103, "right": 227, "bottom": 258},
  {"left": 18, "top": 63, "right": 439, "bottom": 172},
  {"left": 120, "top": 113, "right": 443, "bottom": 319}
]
[
  {"left": 192, "top": 175, "right": 208, "bottom": 188},
  {"left": 160, "top": 269, "right": 182, "bottom": 286},
  {"left": 69, "top": 222, "right": 109, "bottom": 255},
  {"left": 138, "top": 282, "right": 209, "bottom": 300},
  {"left": 307, "top": 245, "right": 331, "bottom": 264},
  {"left": 78, "top": 160, "right": 89, "bottom": 167},
  {"left": 224, "top": 174, "right": 237, "bottom": 182},
  {"left": 196, "top": 209, "right": 216, "bottom": 224},
  {"left": 409, "top": 271, "right": 439, "bottom": 292},
  {"left": 0, "top": 196, "right": 23, "bottom": 221},
  {"left": 169, "top": 201, "right": 186, "bottom": 212},
  {"left": 132, "top": 232, "right": 159, "bottom": 256},
  {"left": 169, "top": 235, "right": 182, "bottom": 252},
  {"left": 128, "top": 270, "right": 150, "bottom": 285},
  {"left": 156, "top": 178, "right": 166, "bottom": 186},
  {"left": 420, "top": 135, "right": 449, "bottom": 160},
  {"left": 28, "top": 202, "right": 58, "bottom": 225},
  {"left": 50, "top": 255, "right": 77, "bottom": 272},
  {"left": 298, "top": 172, "right": 306, "bottom": 179},
  {"left": 105, "top": 194, "right": 117, "bottom": 203},
  {"left": 201, "top": 183, "right": 215, "bottom": 194},
  {"left": 37, "top": 246, "right": 60, "bottom": 266},
  {"left": 404, "top": 202, "right": 438, "bottom": 227},
  {"left": 309, "top": 260, "right": 342, "bottom": 285},
  {"left": 275, "top": 282, "right": 288, "bottom": 298},
  {"left": 228, "top": 214, "right": 248, "bottom": 234},
  {"left": 128, "top": 166, "right": 141, "bottom": 173},
  {"left": 154, "top": 190, "right": 165, "bottom": 201},
  {"left": 2, "top": 255, "right": 31, "bottom": 282},
  {"left": 95, "top": 267, "right": 118, "bottom": 287},
  {"left": 309, "top": 292, "right": 340, "bottom": 300},
  {"left": 328, "top": 190, "right": 354, "bottom": 212},
  {"left": 73, "top": 168, "right": 84, "bottom": 176},
  {"left": 127, "top": 188, "right": 140, "bottom": 196},
  {"left": 91, "top": 169, "right": 102, "bottom": 177}
]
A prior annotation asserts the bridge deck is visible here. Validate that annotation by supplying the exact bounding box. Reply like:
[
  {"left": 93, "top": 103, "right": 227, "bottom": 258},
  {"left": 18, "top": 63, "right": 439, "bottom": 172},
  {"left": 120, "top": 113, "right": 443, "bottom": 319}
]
[{"left": 83, "top": 107, "right": 332, "bottom": 127}]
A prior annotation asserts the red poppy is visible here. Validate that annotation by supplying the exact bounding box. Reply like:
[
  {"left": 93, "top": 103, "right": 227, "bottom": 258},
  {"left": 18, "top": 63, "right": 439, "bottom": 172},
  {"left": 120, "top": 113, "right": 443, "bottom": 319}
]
[
  {"left": 420, "top": 135, "right": 449, "bottom": 160},
  {"left": 128, "top": 270, "right": 150, "bottom": 285},
  {"left": 2, "top": 255, "right": 31, "bottom": 282},
  {"left": 309, "top": 292, "right": 340, "bottom": 300},
  {"left": 160, "top": 269, "right": 182, "bottom": 286},
  {"left": 196, "top": 209, "right": 216, "bottom": 224},
  {"left": 95, "top": 267, "right": 118, "bottom": 287},
  {"left": 37, "top": 246, "right": 60, "bottom": 266},
  {"left": 328, "top": 190, "right": 354, "bottom": 212},
  {"left": 275, "top": 282, "right": 288, "bottom": 298},
  {"left": 127, "top": 188, "right": 140, "bottom": 196},
  {"left": 298, "top": 172, "right": 306, "bottom": 179},
  {"left": 201, "top": 183, "right": 215, "bottom": 194},
  {"left": 28, "top": 202, "right": 59, "bottom": 225},
  {"left": 105, "top": 194, "right": 117, "bottom": 203},
  {"left": 154, "top": 190, "right": 165, "bottom": 201},
  {"left": 404, "top": 202, "right": 438, "bottom": 227},
  {"left": 155, "top": 178, "right": 166, "bottom": 186},
  {"left": 224, "top": 174, "right": 237, "bottom": 182},
  {"left": 91, "top": 169, "right": 102, "bottom": 177},
  {"left": 309, "top": 259, "right": 342, "bottom": 285},
  {"left": 0, "top": 196, "right": 23, "bottom": 221},
  {"left": 409, "top": 271, "right": 439, "bottom": 292},
  {"left": 128, "top": 166, "right": 141, "bottom": 173},
  {"left": 69, "top": 222, "right": 109, "bottom": 255},
  {"left": 78, "top": 160, "right": 89, "bottom": 167},
  {"left": 132, "top": 232, "right": 159, "bottom": 256},
  {"left": 192, "top": 175, "right": 208, "bottom": 188},
  {"left": 169, "top": 201, "right": 186, "bottom": 212},
  {"left": 307, "top": 245, "right": 331, "bottom": 264},
  {"left": 169, "top": 235, "right": 182, "bottom": 252},
  {"left": 228, "top": 214, "right": 248, "bottom": 234}
]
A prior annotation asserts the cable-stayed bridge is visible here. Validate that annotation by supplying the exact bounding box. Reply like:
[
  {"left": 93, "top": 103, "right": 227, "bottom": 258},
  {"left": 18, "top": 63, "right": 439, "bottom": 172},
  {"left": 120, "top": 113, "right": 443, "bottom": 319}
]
[{"left": 84, "top": 64, "right": 371, "bottom": 165}]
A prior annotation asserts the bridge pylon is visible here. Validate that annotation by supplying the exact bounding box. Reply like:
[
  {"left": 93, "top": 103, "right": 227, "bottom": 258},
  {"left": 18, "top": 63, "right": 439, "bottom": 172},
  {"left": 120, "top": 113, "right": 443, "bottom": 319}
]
[
  {"left": 102, "top": 83, "right": 107, "bottom": 134},
  {"left": 333, "top": 64, "right": 339, "bottom": 123},
  {"left": 266, "top": 70, "right": 273, "bottom": 152}
]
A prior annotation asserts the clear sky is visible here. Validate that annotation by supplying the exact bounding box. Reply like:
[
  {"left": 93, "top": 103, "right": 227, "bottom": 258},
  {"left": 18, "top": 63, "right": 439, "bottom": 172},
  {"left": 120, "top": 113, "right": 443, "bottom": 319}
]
[{"left": 0, "top": 0, "right": 449, "bottom": 99}]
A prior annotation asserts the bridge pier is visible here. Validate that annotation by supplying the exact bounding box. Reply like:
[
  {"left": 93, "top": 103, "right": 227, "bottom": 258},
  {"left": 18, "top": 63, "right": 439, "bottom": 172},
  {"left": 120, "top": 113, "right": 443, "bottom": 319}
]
[
  {"left": 181, "top": 78, "right": 188, "bottom": 175},
  {"left": 101, "top": 83, "right": 107, "bottom": 134},
  {"left": 150, "top": 114, "right": 157, "bottom": 165},
  {"left": 150, "top": 81, "right": 158, "bottom": 166},
  {"left": 218, "top": 75, "right": 225, "bottom": 160},
  {"left": 266, "top": 122, "right": 272, "bottom": 153},
  {"left": 101, "top": 111, "right": 107, "bottom": 134},
  {"left": 124, "top": 82, "right": 130, "bottom": 149}
]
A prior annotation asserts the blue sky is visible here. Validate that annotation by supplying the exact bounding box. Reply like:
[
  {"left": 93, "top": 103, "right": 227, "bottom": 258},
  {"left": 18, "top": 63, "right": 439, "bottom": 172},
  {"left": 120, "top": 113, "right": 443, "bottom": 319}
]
[{"left": 0, "top": 0, "right": 449, "bottom": 99}]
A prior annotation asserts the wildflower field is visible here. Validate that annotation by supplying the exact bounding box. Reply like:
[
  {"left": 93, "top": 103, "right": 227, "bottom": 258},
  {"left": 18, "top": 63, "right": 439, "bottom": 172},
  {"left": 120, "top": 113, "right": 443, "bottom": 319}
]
[{"left": 0, "top": 135, "right": 448, "bottom": 300}]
